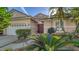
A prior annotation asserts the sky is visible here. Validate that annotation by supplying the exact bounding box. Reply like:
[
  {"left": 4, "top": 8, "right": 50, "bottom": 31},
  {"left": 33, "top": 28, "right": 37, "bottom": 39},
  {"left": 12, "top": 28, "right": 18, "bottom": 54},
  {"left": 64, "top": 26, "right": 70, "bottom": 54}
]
[{"left": 8, "top": 7, "right": 49, "bottom": 16}]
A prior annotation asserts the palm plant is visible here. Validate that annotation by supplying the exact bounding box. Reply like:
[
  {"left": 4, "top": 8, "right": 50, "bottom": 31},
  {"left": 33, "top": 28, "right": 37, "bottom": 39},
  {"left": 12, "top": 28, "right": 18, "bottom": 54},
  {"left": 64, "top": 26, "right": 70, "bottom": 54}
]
[
  {"left": 25, "top": 34, "right": 71, "bottom": 51},
  {"left": 49, "top": 7, "right": 71, "bottom": 32}
]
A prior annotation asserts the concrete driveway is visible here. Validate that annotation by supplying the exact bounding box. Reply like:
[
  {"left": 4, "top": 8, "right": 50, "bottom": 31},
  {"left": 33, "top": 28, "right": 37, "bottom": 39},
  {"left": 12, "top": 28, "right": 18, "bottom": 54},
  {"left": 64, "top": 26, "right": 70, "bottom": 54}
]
[
  {"left": 0, "top": 35, "right": 35, "bottom": 51},
  {"left": 0, "top": 40, "right": 34, "bottom": 51},
  {"left": 0, "top": 35, "right": 18, "bottom": 48}
]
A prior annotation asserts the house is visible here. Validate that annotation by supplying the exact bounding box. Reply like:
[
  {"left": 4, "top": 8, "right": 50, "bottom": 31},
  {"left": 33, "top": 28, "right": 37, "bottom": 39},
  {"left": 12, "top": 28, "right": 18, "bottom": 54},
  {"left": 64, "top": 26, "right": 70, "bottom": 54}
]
[
  {"left": 3, "top": 9, "right": 76, "bottom": 35},
  {"left": 32, "top": 13, "right": 76, "bottom": 33},
  {"left": 3, "top": 9, "right": 32, "bottom": 35}
]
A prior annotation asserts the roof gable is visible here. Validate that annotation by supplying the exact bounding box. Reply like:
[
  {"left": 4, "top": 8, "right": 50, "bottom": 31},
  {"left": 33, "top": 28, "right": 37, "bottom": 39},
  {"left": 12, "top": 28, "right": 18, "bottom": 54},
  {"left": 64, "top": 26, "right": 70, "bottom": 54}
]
[
  {"left": 10, "top": 9, "right": 31, "bottom": 18},
  {"left": 34, "top": 13, "right": 48, "bottom": 18}
]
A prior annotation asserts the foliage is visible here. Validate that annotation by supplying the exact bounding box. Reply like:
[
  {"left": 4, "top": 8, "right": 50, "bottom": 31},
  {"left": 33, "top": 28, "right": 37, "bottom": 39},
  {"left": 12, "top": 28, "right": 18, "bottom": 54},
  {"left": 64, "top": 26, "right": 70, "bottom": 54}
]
[
  {"left": 72, "top": 40, "right": 79, "bottom": 47},
  {"left": 25, "top": 34, "right": 71, "bottom": 51},
  {"left": 49, "top": 7, "right": 71, "bottom": 32},
  {"left": 48, "top": 27, "right": 56, "bottom": 34},
  {"left": 0, "top": 7, "right": 12, "bottom": 33},
  {"left": 16, "top": 29, "right": 31, "bottom": 40},
  {"left": 70, "top": 7, "right": 79, "bottom": 32},
  {"left": 4, "top": 48, "right": 13, "bottom": 51},
  {"left": 27, "top": 34, "right": 38, "bottom": 40},
  {"left": 76, "top": 26, "right": 79, "bottom": 33}
]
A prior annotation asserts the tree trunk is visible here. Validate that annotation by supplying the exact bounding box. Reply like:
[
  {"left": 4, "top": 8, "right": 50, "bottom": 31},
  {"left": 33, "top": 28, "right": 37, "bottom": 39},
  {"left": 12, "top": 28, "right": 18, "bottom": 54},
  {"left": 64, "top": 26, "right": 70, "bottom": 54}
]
[
  {"left": 60, "top": 20, "right": 65, "bottom": 32},
  {"left": 51, "top": 20, "right": 53, "bottom": 28},
  {"left": 75, "top": 23, "right": 79, "bottom": 33}
]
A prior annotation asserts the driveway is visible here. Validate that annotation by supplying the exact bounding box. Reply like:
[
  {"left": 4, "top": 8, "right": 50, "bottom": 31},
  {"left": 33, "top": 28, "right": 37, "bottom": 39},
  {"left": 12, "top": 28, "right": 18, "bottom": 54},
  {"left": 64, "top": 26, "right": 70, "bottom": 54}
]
[
  {"left": 0, "top": 35, "right": 18, "bottom": 48},
  {"left": 0, "top": 40, "right": 34, "bottom": 51}
]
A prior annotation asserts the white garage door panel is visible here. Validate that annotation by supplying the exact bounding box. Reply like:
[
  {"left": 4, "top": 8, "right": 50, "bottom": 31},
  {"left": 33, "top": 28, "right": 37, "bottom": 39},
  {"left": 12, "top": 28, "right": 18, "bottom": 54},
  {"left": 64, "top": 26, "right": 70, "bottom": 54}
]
[
  {"left": 6, "top": 26, "right": 31, "bottom": 35},
  {"left": 7, "top": 27, "right": 16, "bottom": 35}
]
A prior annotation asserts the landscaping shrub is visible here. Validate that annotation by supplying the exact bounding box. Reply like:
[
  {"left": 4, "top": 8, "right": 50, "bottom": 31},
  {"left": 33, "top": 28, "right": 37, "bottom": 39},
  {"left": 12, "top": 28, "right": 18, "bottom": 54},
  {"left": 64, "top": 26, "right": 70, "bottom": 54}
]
[
  {"left": 25, "top": 34, "right": 71, "bottom": 51},
  {"left": 27, "top": 34, "right": 37, "bottom": 40},
  {"left": 16, "top": 29, "right": 31, "bottom": 40},
  {"left": 72, "top": 41, "right": 79, "bottom": 47},
  {"left": 4, "top": 48, "right": 13, "bottom": 51},
  {"left": 76, "top": 28, "right": 79, "bottom": 33},
  {"left": 74, "top": 28, "right": 79, "bottom": 38},
  {"left": 48, "top": 27, "right": 56, "bottom": 34}
]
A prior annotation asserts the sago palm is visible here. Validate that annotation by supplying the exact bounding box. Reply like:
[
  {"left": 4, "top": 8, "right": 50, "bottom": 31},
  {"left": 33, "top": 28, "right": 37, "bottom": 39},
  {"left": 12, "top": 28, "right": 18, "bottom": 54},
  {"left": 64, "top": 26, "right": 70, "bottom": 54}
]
[{"left": 25, "top": 34, "right": 71, "bottom": 51}]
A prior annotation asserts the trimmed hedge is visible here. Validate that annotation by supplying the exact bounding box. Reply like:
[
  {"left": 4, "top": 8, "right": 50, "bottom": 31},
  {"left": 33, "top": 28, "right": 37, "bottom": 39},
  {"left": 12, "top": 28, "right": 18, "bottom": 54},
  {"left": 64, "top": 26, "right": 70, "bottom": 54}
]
[
  {"left": 16, "top": 29, "right": 31, "bottom": 40},
  {"left": 4, "top": 48, "right": 13, "bottom": 51}
]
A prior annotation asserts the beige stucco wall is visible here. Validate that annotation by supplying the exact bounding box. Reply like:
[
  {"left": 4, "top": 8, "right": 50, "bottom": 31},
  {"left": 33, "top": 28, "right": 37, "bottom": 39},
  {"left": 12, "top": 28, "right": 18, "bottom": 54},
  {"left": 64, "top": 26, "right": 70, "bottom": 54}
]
[
  {"left": 10, "top": 18, "right": 31, "bottom": 26},
  {"left": 64, "top": 20, "right": 76, "bottom": 32},
  {"left": 43, "top": 19, "right": 76, "bottom": 33},
  {"left": 31, "top": 20, "right": 37, "bottom": 34}
]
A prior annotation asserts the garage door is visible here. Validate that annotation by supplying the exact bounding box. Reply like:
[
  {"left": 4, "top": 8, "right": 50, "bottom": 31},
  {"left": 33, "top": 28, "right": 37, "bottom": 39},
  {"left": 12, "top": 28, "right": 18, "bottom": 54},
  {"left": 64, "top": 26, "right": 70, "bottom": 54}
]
[{"left": 6, "top": 25, "right": 31, "bottom": 35}]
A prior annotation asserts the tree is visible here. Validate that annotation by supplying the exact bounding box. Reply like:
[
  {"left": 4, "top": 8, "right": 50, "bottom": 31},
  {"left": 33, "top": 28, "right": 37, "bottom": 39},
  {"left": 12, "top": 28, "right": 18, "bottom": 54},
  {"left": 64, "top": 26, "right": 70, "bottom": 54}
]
[
  {"left": 70, "top": 7, "right": 79, "bottom": 33},
  {"left": 49, "top": 7, "right": 71, "bottom": 32},
  {"left": 0, "top": 7, "right": 11, "bottom": 34}
]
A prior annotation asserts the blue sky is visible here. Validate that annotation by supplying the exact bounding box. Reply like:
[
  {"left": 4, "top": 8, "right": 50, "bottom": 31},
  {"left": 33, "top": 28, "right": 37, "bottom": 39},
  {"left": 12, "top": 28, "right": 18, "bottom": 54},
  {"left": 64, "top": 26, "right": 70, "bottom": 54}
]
[{"left": 9, "top": 7, "right": 49, "bottom": 16}]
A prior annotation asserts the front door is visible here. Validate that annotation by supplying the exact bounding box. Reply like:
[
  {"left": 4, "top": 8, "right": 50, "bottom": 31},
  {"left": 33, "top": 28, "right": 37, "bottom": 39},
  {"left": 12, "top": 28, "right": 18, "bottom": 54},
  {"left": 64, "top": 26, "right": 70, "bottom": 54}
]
[{"left": 37, "top": 24, "right": 44, "bottom": 33}]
